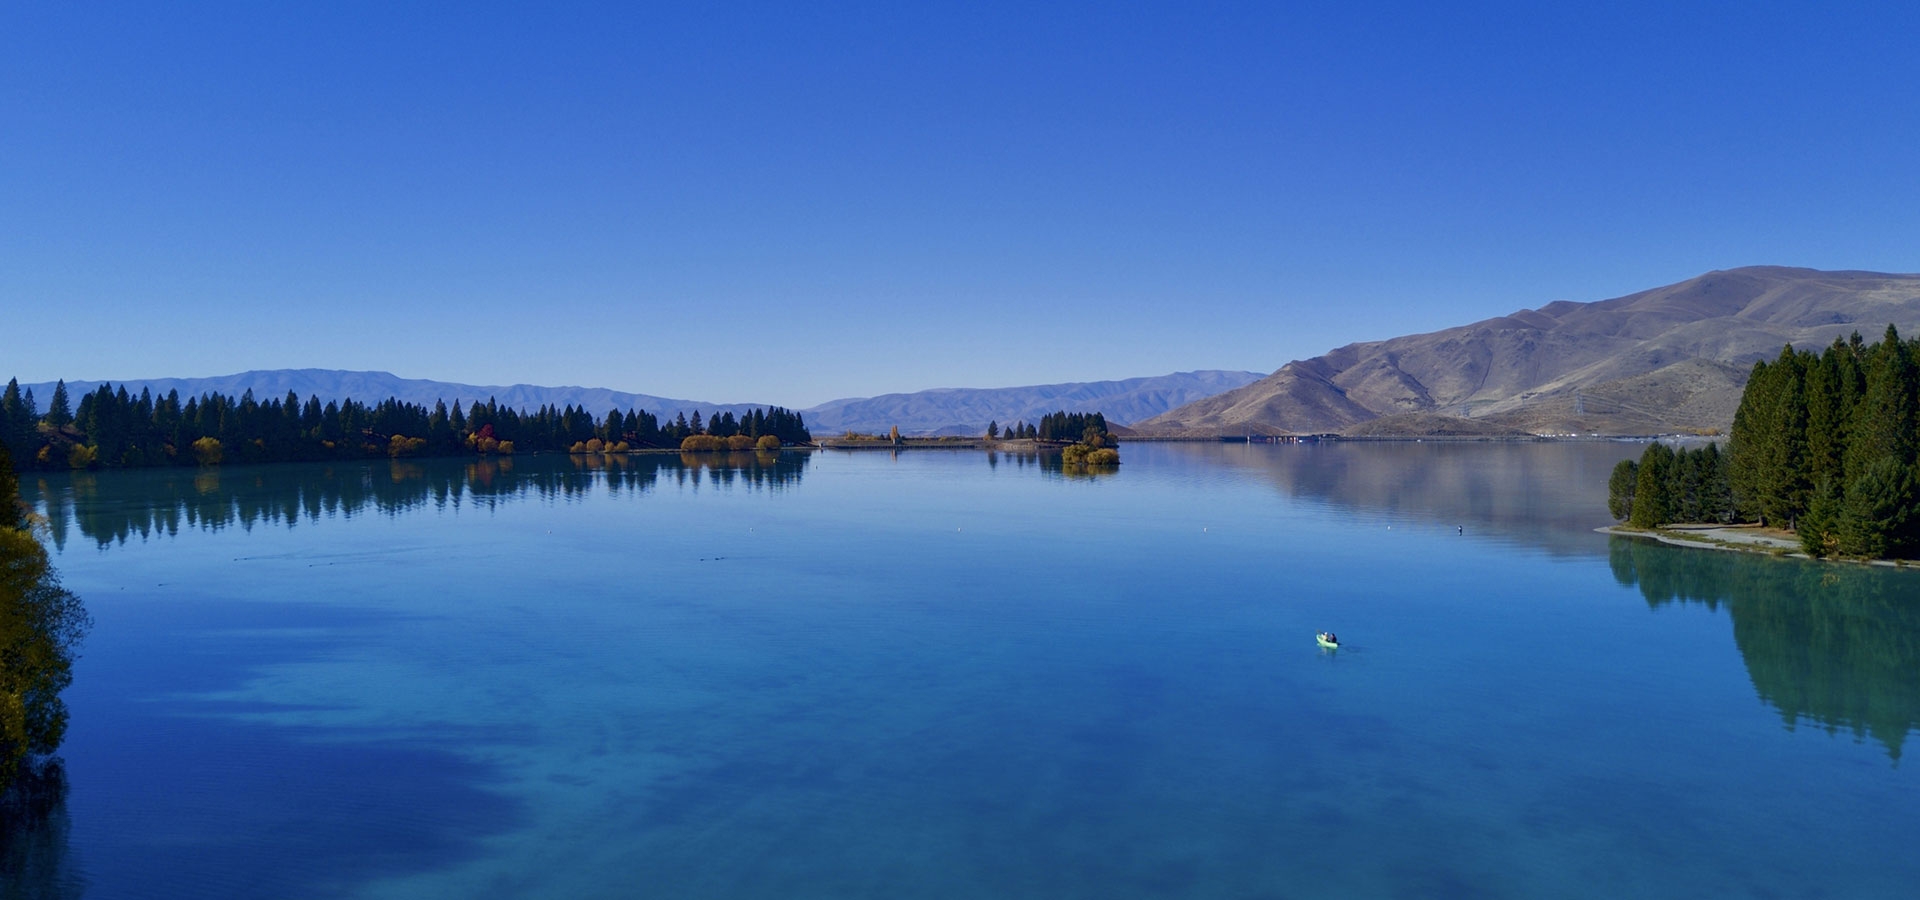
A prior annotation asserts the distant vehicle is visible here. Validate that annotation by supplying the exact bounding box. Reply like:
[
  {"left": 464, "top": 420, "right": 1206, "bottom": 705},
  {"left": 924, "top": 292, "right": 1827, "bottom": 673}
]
[{"left": 1316, "top": 631, "right": 1339, "bottom": 649}]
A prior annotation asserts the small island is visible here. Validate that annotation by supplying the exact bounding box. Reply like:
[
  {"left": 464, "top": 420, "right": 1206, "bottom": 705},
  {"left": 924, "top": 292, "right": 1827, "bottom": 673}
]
[
  {"left": 812, "top": 410, "right": 1122, "bottom": 470},
  {"left": 993, "top": 412, "right": 1120, "bottom": 470}
]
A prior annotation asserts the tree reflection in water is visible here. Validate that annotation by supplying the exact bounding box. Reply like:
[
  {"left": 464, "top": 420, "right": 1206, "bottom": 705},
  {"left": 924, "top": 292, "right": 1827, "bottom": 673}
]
[
  {"left": 1610, "top": 537, "right": 1920, "bottom": 761},
  {"left": 0, "top": 759, "right": 79, "bottom": 897},
  {"left": 31, "top": 451, "right": 811, "bottom": 551}
]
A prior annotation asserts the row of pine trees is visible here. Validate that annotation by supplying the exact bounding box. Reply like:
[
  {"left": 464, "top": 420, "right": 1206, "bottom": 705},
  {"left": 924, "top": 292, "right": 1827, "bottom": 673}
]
[
  {"left": 986, "top": 411, "right": 1112, "bottom": 443},
  {"left": 1609, "top": 326, "right": 1920, "bottom": 558},
  {"left": 0, "top": 379, "right": 811, "bottom": 470},
  {"left": 1609, "top": 443, "right": 1734, "bottom": 529}
]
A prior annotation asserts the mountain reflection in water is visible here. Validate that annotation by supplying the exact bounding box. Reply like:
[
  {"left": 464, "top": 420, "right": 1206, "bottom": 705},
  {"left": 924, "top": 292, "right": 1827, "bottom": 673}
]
[
  {"left": 1167, "top": 439, "right": 1646, "bottom": 554},
  {"left": 1611, "top": 537, "right": 1920, "bottom": 761},
  {"left": 14, "top": 441, "right": 1920, "bottom": 896},
  {"left": 1153, "top": 441, "right": 1919, "bottom": 763},
  {"left": 31, "top": 451, "right": 810, "bottom": 550}
]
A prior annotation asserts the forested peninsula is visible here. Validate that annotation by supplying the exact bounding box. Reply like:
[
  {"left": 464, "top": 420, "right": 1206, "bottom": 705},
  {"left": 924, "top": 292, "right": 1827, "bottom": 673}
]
[
  {"left": 1609, "top": 326, "right": 1920, "bottom": 559},
  {"left": 0, "top": 379, "right": 810, "bottom": 470}
]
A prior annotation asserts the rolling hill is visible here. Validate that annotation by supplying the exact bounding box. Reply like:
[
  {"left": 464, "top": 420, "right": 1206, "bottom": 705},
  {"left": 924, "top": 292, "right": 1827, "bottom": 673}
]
[{"left": 1138, "top": 267, "right": 1920, "bottom": 437}]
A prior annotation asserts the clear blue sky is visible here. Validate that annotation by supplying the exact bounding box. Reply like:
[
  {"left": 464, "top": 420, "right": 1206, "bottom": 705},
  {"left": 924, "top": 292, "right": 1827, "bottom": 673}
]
[{"left": 5, "top": 2, "right": 1917, "bottom": 407}]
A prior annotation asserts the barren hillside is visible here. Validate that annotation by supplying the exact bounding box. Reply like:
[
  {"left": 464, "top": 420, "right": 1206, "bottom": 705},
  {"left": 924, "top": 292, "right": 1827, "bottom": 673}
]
[{"left": 1138, "top": 267, "right": 1920, "bottom": 436}]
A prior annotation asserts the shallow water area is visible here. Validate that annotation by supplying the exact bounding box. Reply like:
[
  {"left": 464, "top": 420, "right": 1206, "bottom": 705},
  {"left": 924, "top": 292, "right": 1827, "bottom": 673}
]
[{"left": 15, "top": 443, "right": 1920, "bottom": 898}]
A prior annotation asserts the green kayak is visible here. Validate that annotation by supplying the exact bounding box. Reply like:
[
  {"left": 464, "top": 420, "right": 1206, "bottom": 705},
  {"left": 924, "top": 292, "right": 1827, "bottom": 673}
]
[{"left": 1316, "top": 632, "right": 1339, "bottom": 649}]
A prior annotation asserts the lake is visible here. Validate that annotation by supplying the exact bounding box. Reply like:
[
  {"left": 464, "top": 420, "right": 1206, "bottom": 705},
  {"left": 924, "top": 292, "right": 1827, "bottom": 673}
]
[{"left": 12, "top": 442, "right": 1920, "bottom": 898}]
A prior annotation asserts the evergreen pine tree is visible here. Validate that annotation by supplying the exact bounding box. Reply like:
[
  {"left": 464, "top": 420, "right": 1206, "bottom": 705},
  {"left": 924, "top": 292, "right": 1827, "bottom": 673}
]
[
  {"left": 1697, "top": 443, "right": 1733, "bottom": 523},
  {"left": 1726, "top": 359, "right": 1773, "bottom": 519},
  {"left": 1838, "top": 457, "right": 1914, "bottom": 558},
  {"left": 1630, "top": 443, "right": 1675, "bottom": 527},
  {"left": 1756, "top": 348, "right": 1810, "bottom": 528},
  {"left": 1804, "top": 344, "right": 1845, "bottom": 490},
  {"left": 0, "top": 380, "right": 26, "bottom": 463},
  {"left": 1848, "top": 326, "right": 1918, "bottom": 473},
  {"left": 1607, "top": 459, "right": 1637, "bottom": 521},
  {"left": 1800, "top": 343, "right": 1848, "bottom": 545},
  {"left": 44, "top": 381, "right": 71, "bottom": 428},
  {"left": 1668, "top": 447, "right": 1702, "bottom": 523}
]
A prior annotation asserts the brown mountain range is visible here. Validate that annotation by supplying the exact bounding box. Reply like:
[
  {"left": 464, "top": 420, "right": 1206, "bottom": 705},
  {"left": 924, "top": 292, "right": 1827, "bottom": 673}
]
[{"left": 1138, "top": 266, "right": 1920, "bottom": 437}]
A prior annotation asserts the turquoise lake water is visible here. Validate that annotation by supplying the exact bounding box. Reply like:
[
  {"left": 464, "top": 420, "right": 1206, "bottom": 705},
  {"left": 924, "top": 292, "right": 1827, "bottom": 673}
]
[{"left": 12, "top": 442, "right": 1920, "bottom": 898}]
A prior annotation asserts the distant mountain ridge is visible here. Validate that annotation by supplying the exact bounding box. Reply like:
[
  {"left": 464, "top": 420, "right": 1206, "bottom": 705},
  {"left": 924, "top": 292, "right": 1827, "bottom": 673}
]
[
  {"left": 22, "top": 368, "right": 1264, "bottom": 437},
  {"left": 802, "top": 370, "right": 1265, "bottom": 436},
  {"left": 1139, "top": 266, "right": 1920, "bottom": 437},
  {"left": 23, "top": 370, "right": 771, "bottom": 425}
]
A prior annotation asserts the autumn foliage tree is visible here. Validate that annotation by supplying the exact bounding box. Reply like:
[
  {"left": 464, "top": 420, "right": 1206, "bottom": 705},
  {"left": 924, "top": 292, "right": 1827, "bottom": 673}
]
[{"left": 0, "top": 444, "right": 90, "bottom": 791}]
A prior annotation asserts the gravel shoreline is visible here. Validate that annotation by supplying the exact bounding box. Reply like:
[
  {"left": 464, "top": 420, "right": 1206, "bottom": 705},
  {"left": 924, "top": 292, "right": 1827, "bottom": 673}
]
[{"left": 1597, "top": 523, "right": 1920, "bottom": 567}]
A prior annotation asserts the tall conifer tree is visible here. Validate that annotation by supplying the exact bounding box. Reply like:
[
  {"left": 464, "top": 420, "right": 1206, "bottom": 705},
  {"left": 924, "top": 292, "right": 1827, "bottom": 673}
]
[
  {"left": 44, "top": 381, "right": 71, "bottom": 428},
  {"left": 1847, "top": 325, "right": 1917, "bottom": 473},
  {"left": 1631, "top": 443, "right": 1675, "bottom": 527},
  {"left": 1727, "top": 359, "right": 1772, "bottom": 519},
  {"left": 1756, "top": 347, "right": 1810, "bottom": 527}
]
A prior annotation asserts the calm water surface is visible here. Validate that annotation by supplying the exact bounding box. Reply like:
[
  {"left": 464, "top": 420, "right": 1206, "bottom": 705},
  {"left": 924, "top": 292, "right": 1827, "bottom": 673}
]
[{"left": 12, "top": 443, "right": 1920, "bottom": 898}]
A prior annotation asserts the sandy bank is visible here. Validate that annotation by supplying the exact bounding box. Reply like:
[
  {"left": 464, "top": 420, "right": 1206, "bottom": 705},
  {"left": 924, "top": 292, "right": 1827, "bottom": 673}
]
[{"left": 1598, "top": 523, "right": 1919, "bottom": 567}]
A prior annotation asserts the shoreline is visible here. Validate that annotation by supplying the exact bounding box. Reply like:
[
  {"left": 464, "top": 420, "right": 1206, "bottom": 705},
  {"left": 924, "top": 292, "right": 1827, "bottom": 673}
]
[{"left": 1598, "top": 523, "right": 1918, "bottom": 568}]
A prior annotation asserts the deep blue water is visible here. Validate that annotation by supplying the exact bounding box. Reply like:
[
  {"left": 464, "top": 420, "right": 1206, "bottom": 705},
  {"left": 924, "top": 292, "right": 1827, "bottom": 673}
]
[{"left": 12, "top": 442, "right": 1920, "bottom": 898}]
